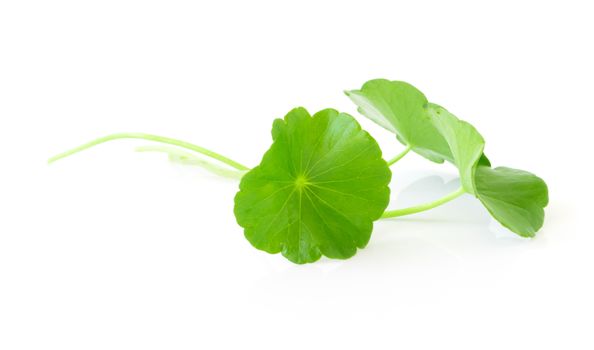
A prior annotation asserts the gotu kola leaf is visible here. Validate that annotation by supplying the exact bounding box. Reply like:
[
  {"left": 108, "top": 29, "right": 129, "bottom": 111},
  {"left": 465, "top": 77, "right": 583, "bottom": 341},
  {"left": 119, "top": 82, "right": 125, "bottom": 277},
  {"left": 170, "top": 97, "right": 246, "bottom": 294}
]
[
  {"left": 345, "top": 79, "right": 453, "bottom": 163},
  {"left": 427, "top": 104, "right": 548, "bottom": 236},
  {"left": 474, "top": 166, "right": 548, "bottom": 237},
  {"left": 427, "top": 103, "right": 486, "bottom": 195},
  {"left": 234, "top": 107, "right": 391, "bottom": 264},
  {"left": 347, "top": 79, "right": 548, "bottom": 237}
]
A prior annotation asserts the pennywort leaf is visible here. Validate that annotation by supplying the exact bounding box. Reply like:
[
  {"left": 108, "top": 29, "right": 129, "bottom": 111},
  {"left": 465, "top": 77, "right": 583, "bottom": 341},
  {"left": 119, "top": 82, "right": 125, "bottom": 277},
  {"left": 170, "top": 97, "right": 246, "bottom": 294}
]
[
  {"left": 474, "top": 166, "right": 548, "bottom": 237},
  {"left": 233, "top": 107, "right": 391, "bottom": 264},
  {"left": 348, "top": 79, "right": 549, "bottom": 237},
  {"left": 427, "top": 103, "right": 485, "bottom": 195},
  {"left": 345, "top": 79, "right": 452, "bottom": 163}
]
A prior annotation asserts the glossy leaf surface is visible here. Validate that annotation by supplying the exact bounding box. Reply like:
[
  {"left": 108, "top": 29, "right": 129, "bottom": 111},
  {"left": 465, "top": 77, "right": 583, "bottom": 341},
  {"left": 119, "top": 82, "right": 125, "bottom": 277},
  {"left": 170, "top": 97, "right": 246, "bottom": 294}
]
[
  {"left": 347, "top": 78, "right": 549, "bottom": 237},
  {"left": 346, "top": 79, "right": 452, "bottom": 163},
  {"left": 234, "top": 108, "right": 391, "bottom": 263},
  {"left": 475, "top": 166, "right": 548, "bottom": 237},
  {"left": 428, "top": 103, "right": 485, "bottom": 195}
]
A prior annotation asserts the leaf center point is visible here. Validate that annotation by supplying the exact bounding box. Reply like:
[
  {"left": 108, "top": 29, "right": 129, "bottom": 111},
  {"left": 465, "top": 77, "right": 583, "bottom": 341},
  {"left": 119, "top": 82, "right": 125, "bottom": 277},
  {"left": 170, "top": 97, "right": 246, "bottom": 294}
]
[{"left": 294, "top": 175, "right": 310, "bottom": 190}]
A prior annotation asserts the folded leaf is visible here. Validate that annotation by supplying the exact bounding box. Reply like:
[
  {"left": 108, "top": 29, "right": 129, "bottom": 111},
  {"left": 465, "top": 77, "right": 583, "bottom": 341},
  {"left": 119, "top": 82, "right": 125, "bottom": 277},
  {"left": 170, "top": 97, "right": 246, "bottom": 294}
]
[
  {"left": 234, "top": 107, "right": 391, "bottom": 264},
  {"left": 347, "top": 78, "right": 549, "bottom": 237},
  {"left": 346, "top": 79, "right": 452, "bottom": 163},
  {"left": 474, "top": 166, "right": 549, "bottom": 237},
  {"left": 428, "top": 103, "right": 485, "bottom": 195},
  {"left": 347, "top": 80, "right": 490, "bottom": 194}
]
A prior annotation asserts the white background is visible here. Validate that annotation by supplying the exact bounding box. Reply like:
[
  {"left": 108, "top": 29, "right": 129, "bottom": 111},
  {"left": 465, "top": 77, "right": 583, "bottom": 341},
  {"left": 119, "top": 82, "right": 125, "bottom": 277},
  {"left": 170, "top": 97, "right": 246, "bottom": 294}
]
[{"left": 1, "top": 1, "right": 592, "bottom": 349}]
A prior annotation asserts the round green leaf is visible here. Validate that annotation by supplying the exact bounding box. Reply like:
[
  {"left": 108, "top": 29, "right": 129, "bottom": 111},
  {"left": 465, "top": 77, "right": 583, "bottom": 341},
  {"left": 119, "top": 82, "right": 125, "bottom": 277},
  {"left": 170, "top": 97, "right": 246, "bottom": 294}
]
[
  {"left": 234, "top": 107, "right": 391, "bottom": 264},
  {"left": 346, "top": 79, "right": 453, "bottom": 163},
  {"left": 475, "top": 166, "right": 549, "bottom": 237}
]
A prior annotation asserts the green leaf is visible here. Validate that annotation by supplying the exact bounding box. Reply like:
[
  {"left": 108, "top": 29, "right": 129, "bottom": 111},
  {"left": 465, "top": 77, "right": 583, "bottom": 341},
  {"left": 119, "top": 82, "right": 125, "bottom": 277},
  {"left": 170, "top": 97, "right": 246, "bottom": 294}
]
[
  {"left": 345, "top": 79, "right": 452, "bottom": 163},
  {"left": 346, "top": 79, "right": 488, "bottom": 194},
  {"left": 234, "top": 107, "right": 391, "bottom": 264},
  {"left": 427, "top": 103, "right": 485, "bottom": 195},
  {"left": 347, "top": 78, "right": 549, "bottom": 237},
  {"left": 474, "top": 166, "right": 549, "bottom": 237},
  {"left": 424, "top": 105, "right": 549, "bottom": 236}
]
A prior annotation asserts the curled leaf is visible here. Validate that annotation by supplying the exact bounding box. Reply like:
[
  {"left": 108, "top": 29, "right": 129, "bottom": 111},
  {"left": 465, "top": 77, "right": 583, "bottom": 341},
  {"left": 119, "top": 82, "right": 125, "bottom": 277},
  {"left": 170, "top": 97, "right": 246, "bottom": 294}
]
[
  {"left": 347, "top": 78, "right": 549, "bottom": 237},
  {"left": 234, "top": 107, "right": 391, "bottom": 264},
  {"left": 346, "top": 79, "right": 452, "bottom": 163},
  {"left": 474, "top": 166, "right": 548, "bottom": 237},
  {"left": 428, "top": 103, "right": 485, "bottom": 195}
]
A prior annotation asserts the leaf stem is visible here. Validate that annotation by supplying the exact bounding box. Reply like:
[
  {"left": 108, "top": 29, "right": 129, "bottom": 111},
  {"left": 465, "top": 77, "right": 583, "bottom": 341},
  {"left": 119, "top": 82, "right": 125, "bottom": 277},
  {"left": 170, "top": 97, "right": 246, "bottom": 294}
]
[
  {"left": 47, "top": 133, "right": 250, "bottom": 171},
  {"left": 381, "top": 187, "right": 466, "bottom": 219},
  {"left": 135, "top": 145, "right": 247, "bottom": 179},
  {"left": 387, "top": 145, "right": 411, "bottom": 166}
]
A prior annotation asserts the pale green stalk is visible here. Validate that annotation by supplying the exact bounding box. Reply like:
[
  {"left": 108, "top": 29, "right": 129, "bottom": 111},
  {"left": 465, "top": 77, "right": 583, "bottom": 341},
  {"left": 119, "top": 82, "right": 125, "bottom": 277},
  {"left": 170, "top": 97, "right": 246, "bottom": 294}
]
[
  {"left": 387, "top": 145, "right": 411, "bottom": 166},
  {"left": 381, "top": 187, "right": 465, "bottom": 219},
  {"left": 48, "top": 132, "right": 250, "bottom": 171},
  {"left": 135, "top": 145, "right": 247, "bottom": 179}
]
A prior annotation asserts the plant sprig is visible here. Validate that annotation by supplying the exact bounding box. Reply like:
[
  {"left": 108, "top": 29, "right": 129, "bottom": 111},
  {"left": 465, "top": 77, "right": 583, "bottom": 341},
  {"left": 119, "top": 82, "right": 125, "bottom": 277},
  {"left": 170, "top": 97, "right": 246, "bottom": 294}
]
[
  {"left": 346, "top": 79, "right": 548, "bottom": 237},
  {"left": 49, "top": 78, "right": 548, "bottom": 264}
]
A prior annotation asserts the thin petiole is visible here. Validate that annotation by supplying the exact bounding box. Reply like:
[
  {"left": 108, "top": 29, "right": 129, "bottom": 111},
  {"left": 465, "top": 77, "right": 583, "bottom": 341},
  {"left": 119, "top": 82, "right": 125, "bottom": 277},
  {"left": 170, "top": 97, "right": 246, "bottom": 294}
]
[
  {"left": 135, "top": 145, "right": 247, "bottom": 179},
  {"left": 47, "top": 132, "right": 251, "bottom": 171},
  {"left": 386, "top": 145, "right": 411, "bottom": 166},
  {"left": 381, "top": 187, "right": 465, "bottom": 219}
]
